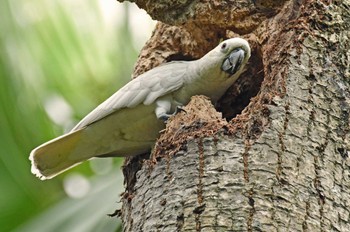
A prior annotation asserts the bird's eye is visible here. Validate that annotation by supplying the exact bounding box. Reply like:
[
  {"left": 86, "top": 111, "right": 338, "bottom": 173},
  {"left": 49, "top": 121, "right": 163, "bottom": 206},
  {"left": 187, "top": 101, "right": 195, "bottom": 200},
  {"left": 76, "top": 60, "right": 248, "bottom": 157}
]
[
  {"left": 220, "top": 42, "right": 229, "bottom": 53},
  {"left": 221, "top": 43, "right": 227, "bottom": 50}
]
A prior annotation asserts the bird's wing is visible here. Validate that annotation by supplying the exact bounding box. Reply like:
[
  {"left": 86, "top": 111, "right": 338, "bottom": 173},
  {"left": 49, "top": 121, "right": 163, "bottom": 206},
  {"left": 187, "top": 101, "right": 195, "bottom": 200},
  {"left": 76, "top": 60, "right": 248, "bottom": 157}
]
[{"left": 72, "top": 61, "right": 189, "bottom": 130}]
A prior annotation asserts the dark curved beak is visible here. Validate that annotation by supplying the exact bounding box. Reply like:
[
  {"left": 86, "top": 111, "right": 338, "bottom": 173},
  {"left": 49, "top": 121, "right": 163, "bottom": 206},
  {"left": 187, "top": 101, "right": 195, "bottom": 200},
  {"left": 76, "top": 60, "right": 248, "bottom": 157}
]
[{"left": 221, "top": 48, "right": 245, "bottom": 76}]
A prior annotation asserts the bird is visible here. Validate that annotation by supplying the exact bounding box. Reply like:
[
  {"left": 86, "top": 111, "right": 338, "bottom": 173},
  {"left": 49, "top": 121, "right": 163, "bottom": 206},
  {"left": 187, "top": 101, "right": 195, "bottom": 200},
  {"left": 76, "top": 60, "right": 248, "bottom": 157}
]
[{"left": 30, "top": 37, "right": 251, "bottom": 180}]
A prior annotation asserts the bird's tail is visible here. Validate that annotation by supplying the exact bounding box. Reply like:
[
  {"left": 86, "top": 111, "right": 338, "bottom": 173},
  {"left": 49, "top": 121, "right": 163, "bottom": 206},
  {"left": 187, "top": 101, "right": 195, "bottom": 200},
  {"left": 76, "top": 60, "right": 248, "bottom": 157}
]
[{"left": 29, "top": 129, "right": 87, "bottom": 180}]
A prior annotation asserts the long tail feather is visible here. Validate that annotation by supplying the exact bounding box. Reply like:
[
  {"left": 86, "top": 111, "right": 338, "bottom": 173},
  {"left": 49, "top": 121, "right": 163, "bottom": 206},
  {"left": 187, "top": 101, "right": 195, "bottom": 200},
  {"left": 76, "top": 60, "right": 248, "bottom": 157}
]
[{"left": 29, "top": 129, "right": 86, "bottom": 180}]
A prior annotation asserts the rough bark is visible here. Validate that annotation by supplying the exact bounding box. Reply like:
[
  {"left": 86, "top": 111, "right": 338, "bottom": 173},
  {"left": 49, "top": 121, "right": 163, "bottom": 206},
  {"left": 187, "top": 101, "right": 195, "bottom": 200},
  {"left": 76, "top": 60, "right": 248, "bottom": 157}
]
[{"left": 118, "top": 0, "right": 350, "bottom": 231}]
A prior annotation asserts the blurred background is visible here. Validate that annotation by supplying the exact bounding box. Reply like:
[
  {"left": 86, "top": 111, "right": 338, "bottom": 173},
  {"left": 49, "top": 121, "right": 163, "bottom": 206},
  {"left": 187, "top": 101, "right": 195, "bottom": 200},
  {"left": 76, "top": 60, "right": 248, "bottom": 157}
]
[{"left": 0, "top": 0, "right": 155, "bottom": 231}]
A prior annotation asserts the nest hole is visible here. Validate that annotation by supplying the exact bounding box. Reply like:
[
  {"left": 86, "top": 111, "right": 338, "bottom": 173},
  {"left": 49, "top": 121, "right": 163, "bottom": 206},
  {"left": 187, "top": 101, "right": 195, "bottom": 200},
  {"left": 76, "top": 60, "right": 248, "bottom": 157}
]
[
  {"left": 217, "top": 45, "right": 264, "bottom": 120},
  {"left": 165, "top": 53, "right": 196, "bottom": 62}
]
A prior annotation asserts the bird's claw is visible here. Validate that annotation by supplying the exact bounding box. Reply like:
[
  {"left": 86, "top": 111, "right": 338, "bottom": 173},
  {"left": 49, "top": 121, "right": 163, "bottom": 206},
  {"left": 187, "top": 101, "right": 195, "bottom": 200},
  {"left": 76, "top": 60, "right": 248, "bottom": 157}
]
[
  {"left": 174, "top": 105, "right": 186, "bottom": 114},
  {"left": 159, "top": 105, "right": 186, "bottom": 123}
]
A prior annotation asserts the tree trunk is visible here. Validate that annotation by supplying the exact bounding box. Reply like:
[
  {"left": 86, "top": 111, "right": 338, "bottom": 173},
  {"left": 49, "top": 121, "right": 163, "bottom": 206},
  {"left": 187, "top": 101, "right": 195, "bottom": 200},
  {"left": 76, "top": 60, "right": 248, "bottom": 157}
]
[{"left": 118, "top": 0, "right": 350, "bottom": 231}]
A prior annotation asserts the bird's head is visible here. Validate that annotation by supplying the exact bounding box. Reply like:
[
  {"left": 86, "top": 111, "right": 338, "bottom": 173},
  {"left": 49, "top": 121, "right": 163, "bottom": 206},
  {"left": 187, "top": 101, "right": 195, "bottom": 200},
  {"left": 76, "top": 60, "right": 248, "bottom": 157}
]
[
  {"left": 219, "top": 38, "right": 251, "bottom": 76},
  {"left": 202, "top": 38, "right": 251, "bottom": 78}
]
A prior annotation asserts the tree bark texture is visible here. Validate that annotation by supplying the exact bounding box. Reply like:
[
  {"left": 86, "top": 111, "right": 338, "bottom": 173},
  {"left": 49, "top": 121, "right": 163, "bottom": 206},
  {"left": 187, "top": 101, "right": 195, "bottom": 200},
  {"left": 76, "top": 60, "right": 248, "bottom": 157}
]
[{"left": 118, "top": 0, "right": 350, "bottom": 231}]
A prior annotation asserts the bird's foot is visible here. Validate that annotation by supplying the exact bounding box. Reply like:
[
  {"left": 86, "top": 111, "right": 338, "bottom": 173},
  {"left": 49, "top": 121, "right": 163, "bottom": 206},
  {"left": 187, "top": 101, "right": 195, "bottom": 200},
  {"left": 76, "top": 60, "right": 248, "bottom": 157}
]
[{"left": 159, "top": 106, "right": 186, "bottom": 123}]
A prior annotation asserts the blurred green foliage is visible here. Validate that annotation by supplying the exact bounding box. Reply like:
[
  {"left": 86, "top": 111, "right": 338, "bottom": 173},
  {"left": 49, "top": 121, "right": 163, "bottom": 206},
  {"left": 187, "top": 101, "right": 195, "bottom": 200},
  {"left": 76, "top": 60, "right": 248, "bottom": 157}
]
[{"left": 0, "top": 1, "right": 152, "bottom": 231}]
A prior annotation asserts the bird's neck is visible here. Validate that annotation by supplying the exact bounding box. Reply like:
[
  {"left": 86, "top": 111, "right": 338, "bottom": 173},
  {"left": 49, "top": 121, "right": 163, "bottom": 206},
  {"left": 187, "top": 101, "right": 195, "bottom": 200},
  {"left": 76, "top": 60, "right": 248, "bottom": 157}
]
[{"left": 174, "top": 59, "right": 233, "bottom": 105}]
